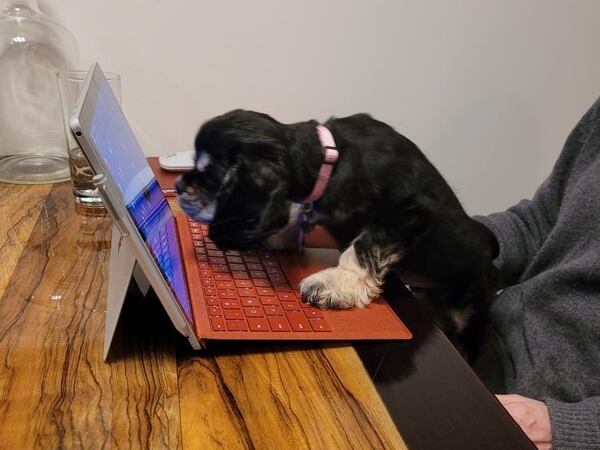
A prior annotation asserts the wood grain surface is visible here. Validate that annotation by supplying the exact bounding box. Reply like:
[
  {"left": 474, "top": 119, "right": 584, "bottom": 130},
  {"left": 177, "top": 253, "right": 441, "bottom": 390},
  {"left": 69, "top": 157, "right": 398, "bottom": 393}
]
[
  {"left": 0, "top": 182, "right": 407, "bottom": 449},
  {"left": 0, "top": 184, "right": 51, "bottom": 296},
  {"left": 178, "top": 344, "right": 405, "bottom": 450},
  {"left": 0, "top": 184, "right": 181, "bottom": 449}
]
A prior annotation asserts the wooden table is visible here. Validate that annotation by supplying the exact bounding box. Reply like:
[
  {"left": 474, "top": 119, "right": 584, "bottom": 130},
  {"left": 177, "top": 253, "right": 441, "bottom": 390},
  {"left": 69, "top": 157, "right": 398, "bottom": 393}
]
[{"left": 0, "top": 182, "right": 534, "bottom": 449}]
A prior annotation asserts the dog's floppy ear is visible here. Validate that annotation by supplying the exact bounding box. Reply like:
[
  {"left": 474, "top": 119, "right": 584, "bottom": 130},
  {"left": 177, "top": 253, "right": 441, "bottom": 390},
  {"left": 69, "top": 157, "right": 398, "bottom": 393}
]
[
  {"left": 218, "top": 151, "right": 288, "bottom": 206},
  {"left": 213, "top": 152, "right": 291, "bottom": 233}
]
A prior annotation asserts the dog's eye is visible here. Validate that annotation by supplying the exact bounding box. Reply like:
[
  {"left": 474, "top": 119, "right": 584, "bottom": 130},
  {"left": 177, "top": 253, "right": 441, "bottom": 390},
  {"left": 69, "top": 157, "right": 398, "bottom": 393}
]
[{"left": 195, "top": 152, "right": 211, "bottom": 172}]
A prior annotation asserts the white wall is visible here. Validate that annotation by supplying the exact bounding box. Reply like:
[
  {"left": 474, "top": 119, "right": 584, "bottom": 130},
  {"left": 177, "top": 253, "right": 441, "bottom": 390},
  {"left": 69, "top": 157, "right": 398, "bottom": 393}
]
[{"left": 43, "top": 0, "right": 600, "bottom": 214}]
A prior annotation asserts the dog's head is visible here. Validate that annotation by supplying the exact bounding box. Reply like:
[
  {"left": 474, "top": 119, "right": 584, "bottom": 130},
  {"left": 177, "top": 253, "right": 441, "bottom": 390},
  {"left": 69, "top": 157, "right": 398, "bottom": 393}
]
[{"left": 177, "top": 110, "right": 296, "bottom": 250}]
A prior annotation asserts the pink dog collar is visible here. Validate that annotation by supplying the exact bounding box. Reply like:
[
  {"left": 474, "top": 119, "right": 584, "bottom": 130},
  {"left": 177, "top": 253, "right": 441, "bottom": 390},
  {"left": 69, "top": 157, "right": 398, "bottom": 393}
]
[
  {"left": 298, "top": 125, "right": 339, "bottom": 252},
  {"left": 305, "top": 124, "right": 339, "bottom": 202}
]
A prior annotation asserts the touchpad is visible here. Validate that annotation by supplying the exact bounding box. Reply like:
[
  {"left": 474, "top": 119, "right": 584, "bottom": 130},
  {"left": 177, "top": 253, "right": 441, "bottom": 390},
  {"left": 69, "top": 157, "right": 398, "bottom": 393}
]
[{"left": 276, "top": 248, "right": 340, "bottom": 288}]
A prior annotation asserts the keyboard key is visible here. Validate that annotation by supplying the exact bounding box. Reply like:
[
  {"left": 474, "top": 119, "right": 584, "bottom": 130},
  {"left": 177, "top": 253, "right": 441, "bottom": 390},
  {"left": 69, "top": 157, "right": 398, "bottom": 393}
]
[
  {"left": 224, "top": 309, "right": 243, "bottom": 320},
  {"left": 199, "top": 269, "right": 212, "bottom": 277},
  {"left": 267, "top": 316, "right": 290, "bottom": 332},
  {"left": 265, "top": 267, "right": 284, "bottom": 276},
  {"left": 248, "top": 318, "right": 269, "bottom": 331},
  {"left": 202, "top": 278, "right": 215, "bottom": 286},
  {"left": 225, "top": 250, "right": 241, "bottom": 256},
  {"left": 273, "top": 283, "right": 292, "bottom": 291},
  {"left": 232, "top": 271, "right": 249, "bottom": 279},
  {"left": 265, "top": 305, "right": 284, "bottom": 316},
  {"left": 234, "top": 280, "right": 253, "bottom": 288},
  {"left": 226, "top": 256, "right": 243, "bottom": 264},
  {"left": 216, "top": 281, "right": 235, "bottom": 289},
  {"left": 253, "top": 279, "right": 271, "bottom": 287},
  {"left": 309, "top": 318, "right": 332, "bottom": 332},
  {"left": 269, "top": 275, "right": 287, "bottom": 284},
  {"left": 262, "top": 260, "right": 279, "bottom": 267},
  {"left": 260, "top": 296, "right": 279, "bottom": 306},
  {"left": 304, "top": 308, "right": 324, "bottom": 318},
  {"left": 259, "top": 251, "right": 275, "bottom": 260},
  {"left": 221, "top": 300, "right": 242, "bottom": 309},
  {"left": 218, "top": 289, "right": 236, "bottom": 299},
  {"left": 205, "top": 242, "right": 218, "bottom": 250},
  {"left": 213, "top": 264, "right": 230, "bottom": 273},
  {"left": 281, "top": 301, "right": 301, "bottom": 311},
  {"left": 241, "top": 297, "right": 259, "bottom": 307},
  {"left": 257, "top": 287, "right": 276, "bottom": 296},
  {"left": 249, "top": 270, "right": 267, "bottom": 279},
  {"left": 196, "top": 255, "right": 208, "bottom": 262},
  {"left": 194, "top": 243, "right": 205, "bottom": 252},
  {"left": 226, "top": 320, "right": 248, "bottom": 331},
  {"left": 277, "top": 292, "right": 295, "bottom": 301},
  {"left": 198, "top": 262, "right": 210, "bottom": 269},
  {"left": 214, "top": 273, "right": 232, "bottom": 281},
  {"left": 246, "top": 262, "right": 263, "bottom": 271},
  {"left": 244, "top": 307, "right": 264, "bottom": 317},
  {"left": 286, "top": 312, "right": 311, "bottom": 332},
  {"left": 204, "top": 287, "right": 217, "bottom": 296},
  {"left": 209, "top": 257, "right": 226, "bottom": 265},
  {"left": 243, "top": 256, "right": 260, "bottom": 263},
  {"left": 205, "top": 295, "right": 219, "bottom": 306},
  {"left": 237, "top": 287, "right": 256, "bottom": 297},
  {"left": 207, "top": 250, "right": 224, "bottom": 257},
  {"left": 210, "top": 317, "right": 226, "bottom": 331},
  {"left": 208, "top": 306, "right": 222, "bottom": 316}
]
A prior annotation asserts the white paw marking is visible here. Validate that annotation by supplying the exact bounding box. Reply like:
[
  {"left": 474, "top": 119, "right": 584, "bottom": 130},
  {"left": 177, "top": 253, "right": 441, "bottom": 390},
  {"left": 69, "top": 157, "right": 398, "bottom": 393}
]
[{"left": 299, "top": 245, "right": 381, "bottom": 309}]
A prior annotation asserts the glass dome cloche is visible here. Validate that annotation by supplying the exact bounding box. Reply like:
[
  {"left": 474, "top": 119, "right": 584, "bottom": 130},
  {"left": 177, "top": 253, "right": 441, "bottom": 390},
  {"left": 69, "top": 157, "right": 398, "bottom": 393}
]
[{"left": 0, "top": 0, "right": 79, "bottom": 184}]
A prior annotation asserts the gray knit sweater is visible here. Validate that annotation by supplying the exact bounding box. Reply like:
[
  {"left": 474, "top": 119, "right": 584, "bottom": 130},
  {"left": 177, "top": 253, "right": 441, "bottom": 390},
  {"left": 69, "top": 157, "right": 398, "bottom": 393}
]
[{"left": 476, "top": 97, "right": 600, "bottom": 450}]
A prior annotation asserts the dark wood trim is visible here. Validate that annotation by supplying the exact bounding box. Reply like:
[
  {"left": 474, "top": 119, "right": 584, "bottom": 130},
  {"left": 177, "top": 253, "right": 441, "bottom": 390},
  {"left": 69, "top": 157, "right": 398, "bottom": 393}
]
[{"left": 355, "top": 276, "right": 536, "bottom": 450}]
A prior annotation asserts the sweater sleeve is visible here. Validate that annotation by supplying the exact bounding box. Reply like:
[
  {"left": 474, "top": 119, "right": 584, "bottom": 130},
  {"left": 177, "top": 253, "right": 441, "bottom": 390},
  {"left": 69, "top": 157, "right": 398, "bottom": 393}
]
[
  {"left": 546, "top": 397, "right": 600, "bottom": 450},
  {"left": 475, "top": 96, "right": 600, "bottom": 287},
  {"left": 475, "top": 193, "right": 554, "bottom": 287}
]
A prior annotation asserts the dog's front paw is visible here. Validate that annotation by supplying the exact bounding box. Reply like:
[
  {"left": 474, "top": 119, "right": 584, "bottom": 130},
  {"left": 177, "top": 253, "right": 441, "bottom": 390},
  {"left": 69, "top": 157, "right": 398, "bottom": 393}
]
[{"left": 299, "top": 267, "right": 378, "bottom": 309}]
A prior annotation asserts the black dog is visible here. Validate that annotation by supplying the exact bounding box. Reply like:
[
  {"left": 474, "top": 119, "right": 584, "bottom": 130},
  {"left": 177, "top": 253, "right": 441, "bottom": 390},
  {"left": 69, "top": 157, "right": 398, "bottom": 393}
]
[{"left": 177, "top": 109, "right": 498, "bottom": 357}]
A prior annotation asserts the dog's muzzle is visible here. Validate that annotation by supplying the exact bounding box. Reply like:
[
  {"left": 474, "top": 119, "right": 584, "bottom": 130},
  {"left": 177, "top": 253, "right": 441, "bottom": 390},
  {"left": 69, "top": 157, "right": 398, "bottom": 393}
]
[{"left": 176, "top": 176, "right": 216, "bottom": 223}]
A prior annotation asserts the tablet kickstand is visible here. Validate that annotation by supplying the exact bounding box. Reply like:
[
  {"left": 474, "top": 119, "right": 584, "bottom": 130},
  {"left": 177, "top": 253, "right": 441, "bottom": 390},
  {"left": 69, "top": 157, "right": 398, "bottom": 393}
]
[{"left": 103, "top": 223, "right": 150, "bottom": 361}]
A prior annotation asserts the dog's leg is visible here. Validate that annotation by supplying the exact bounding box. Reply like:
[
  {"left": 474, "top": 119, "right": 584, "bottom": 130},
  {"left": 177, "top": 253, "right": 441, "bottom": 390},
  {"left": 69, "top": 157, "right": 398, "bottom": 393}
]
[
  {"left": 299, "top": 231, "right": 403, "bottom": 309},
  {"left": 420, "top": 281, "right": 493, "bottom": 362},
  {"left": 265, "top": 203, "right": 302, "bottom": 250}
]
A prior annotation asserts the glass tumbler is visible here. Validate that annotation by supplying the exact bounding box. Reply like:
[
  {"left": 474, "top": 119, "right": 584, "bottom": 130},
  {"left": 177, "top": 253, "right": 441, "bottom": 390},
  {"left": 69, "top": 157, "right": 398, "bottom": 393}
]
[{"left": 57, "top": 70, "right": 120, "bottom": 206}]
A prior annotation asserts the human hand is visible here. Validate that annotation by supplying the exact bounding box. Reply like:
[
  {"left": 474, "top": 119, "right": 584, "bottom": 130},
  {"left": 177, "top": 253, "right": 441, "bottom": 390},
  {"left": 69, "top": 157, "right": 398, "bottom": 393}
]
[{"left": 497, "top": 394, "right": 552, "bottom": 450}]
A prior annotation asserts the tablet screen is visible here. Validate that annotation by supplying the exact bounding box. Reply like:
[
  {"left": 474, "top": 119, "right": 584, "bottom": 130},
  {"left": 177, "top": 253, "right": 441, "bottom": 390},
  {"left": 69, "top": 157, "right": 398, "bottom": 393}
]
[{"left": 85, "top": 74, "right": 193, "bottom": 324}]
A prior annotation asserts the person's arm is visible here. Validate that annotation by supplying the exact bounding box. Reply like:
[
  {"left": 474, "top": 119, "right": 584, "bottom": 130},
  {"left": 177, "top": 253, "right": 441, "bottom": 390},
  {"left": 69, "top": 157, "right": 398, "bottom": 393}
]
[
  {"left": 476, "top": 96, "right": 600, "bottom": 287},
  {"left": 497, "top": 394, "right": 600, "bottom": 450},
  {"left": 475, "top": 192, "right": 556, "bottom": 287},
  {"left": 546, "top": 396, "right": 600, "bottom": 450}
]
